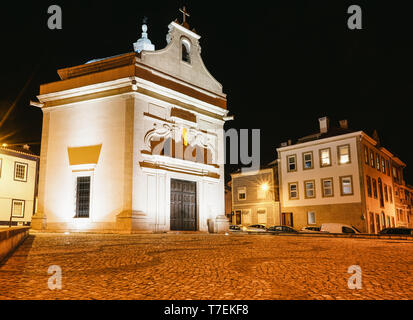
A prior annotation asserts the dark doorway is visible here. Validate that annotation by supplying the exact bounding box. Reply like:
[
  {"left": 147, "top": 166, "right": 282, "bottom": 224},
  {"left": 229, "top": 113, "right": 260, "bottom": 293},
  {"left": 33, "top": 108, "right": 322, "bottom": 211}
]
[
  {"left": 282, "top": 212, "right": 294, "bottom": 227},
  {"left": 369, "top": 212, "right": 375, "bottom": 234},
  {"left": 235, "top": 210, "right": 242, "bottom": 225},
  {"left": 170, "top": 179, "right": 197, "bottom": 231}
]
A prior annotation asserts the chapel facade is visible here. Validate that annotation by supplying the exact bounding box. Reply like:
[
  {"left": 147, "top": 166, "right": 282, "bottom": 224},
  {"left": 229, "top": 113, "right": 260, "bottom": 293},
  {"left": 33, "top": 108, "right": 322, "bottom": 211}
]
[{"left": 31, "top": 13, "right": 230, "bottom": 233}]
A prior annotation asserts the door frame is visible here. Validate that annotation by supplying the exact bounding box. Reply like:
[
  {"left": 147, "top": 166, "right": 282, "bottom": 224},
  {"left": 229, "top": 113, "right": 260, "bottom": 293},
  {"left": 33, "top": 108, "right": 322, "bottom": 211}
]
[{"left": 170, "top": 178, "right": 198, "bottom": 231}]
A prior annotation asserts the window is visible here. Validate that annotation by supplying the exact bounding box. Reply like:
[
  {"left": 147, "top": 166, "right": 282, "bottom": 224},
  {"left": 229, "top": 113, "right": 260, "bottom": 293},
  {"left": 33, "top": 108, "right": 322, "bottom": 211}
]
[
  {"left": 238, "top": 187, "right": 247, "bottom": 201},
  {"left": 11, "top": 200, "right": 25, "bottom": 218},
  {"left": 370, "top": 150, "right": 375, "bottom": 168},
  {"left": 75, "top": 176, "right": 91, "bottom": 218},
  {"left": 384, "top": 185, "right": 389, "bottom": 202},
  {"left": 381, "top": 212, "right": 386, "bottom": 228},
  {"left": 376, "top": 154, "right": 381, "bottom": 171},
  {"left": 14, "top": 162, "right": 28, "bottom": 182},
  {"left": 307, "top": 212, "right": 316, "bottom": 225},
  {"left": 364, "top": 146, "right": 369, "bottom": 164},
  {"left": 386, "top": 216, "right": 390, "bottom": 229},
  {"left": 389, "top": 187, "right": 393, "bottom": 203},
  {"left": 289, "top": 182, "right": 299, "bottom": 200},
  {"left": 392, "top": 166, "right": 399, "bottom": 182},
  {"left": 338, "top": 145, "right": 351, "bottom": 165},
  {"left": 242, "top": 209, "right": 252, "bottom": 225},
  {"left": 381, "top": 157, "right": 386, "bottom": 174},
  {"left": 320, "top": 148, "right": 331, "bottom": 167},
  {"left": 181, "top": 39, "right": 191, "bottom": 63},
  {"left": 366, "top": 176, "right": 372, "bottom": 198},
  {"left": 257, "top": 209, "right": 267, "bottom": 224},
  {"left": 340, "top": 176, "right": 354, "bottom": 196},
  {"left": 372, "top": 179, "right": 378, "bottom": 199},
  {"left": 378, "top": 178, "right": 384, "bottom": 208},
  {"left": 322, "top": 178, "right": 334, "bottom": 197},
  {"left": 341, "top": 176, "right": 353, "bottom": 196},
  {"left": 304, "top": 180, "right": 316, "bottom": 199},
  {"left": 386, "top": 160, "right": 390, "bottom": 176},
  {"left": 287, "top": 155, "right": 297, "bottom": 172},
  {"left": 303, "top": 152, "right": 313, "bottom": 170}
]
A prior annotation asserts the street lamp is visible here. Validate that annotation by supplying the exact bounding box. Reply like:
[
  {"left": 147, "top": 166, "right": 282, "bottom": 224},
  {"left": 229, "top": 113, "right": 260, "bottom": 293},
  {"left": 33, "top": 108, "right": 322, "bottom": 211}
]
[{"left": 261, "top": 183, "right": 269, "bottom": 192}]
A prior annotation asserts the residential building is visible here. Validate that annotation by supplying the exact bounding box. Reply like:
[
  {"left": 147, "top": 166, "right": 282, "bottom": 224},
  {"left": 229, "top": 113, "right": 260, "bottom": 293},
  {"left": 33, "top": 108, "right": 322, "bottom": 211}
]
[
  {"left": 0, "top": 145, "right": 39, "bottom": 227},
  {"left": 277, "top": 117, "right": 405, "bottom": 233},
  {"left": 31, "top": 15, "right": 230, "bottom": 233},
  {"left": 231, "top": 162, "right": 280, "bottom": 227}
]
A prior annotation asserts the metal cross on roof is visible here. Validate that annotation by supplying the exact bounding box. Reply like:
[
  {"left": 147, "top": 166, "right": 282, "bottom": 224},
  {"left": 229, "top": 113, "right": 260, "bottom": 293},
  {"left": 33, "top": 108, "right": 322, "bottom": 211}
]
[{"left": 179, "top": 6, "right": 190, "bottom": 25}]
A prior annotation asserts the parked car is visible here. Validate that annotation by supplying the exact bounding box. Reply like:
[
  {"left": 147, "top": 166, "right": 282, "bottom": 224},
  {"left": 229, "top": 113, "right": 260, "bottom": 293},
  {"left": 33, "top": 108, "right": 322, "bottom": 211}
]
[
  {"left": 229, "top": 225, "right": 241, "bottom": 231},
  {"left": 320, "top": 223, "right": 361, "bottom": 234},
  {"left": 301, "top": 226, "right": 321, "bottom": 233},
  {"left": 379, "top": 228, "right": 413, "bottom": 235},
  {"left": 242, "top": 224, "right": 267, "bottom": 232},
  {"left": 267, "top": 226, "right": 298, "bottom": 233}
]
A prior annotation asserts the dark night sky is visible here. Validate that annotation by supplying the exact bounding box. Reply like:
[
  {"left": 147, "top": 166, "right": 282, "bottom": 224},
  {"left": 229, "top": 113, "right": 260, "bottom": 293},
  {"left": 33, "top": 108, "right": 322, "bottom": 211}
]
[{"left": 1, "top": 1, "right": 413, "bottom": 182}]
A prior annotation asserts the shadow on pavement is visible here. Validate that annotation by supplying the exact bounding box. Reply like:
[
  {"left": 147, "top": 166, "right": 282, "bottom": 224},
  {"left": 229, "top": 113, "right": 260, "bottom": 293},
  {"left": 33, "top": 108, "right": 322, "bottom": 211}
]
[{"left": 0, "top": 235, "right": 36, "bottom": 269}]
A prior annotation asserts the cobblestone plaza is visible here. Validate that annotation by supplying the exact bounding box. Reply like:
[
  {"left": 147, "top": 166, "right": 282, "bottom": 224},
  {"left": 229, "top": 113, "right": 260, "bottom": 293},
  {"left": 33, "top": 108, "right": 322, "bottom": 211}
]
[{"left": 0, "top": 233, "right": 412, "bottom": 300}]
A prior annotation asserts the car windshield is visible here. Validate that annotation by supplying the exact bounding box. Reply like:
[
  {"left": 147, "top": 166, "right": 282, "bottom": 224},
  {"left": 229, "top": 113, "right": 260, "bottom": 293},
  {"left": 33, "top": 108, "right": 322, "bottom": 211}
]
[{"left": 352, "top": 226, "right": 361, "bottom": 233}]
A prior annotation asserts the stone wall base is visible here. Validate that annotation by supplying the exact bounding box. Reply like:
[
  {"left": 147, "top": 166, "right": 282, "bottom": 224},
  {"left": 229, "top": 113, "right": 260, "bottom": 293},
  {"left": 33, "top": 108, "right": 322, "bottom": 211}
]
[{"left": 281, "top": 202, "right": 366, "bottom": 232}]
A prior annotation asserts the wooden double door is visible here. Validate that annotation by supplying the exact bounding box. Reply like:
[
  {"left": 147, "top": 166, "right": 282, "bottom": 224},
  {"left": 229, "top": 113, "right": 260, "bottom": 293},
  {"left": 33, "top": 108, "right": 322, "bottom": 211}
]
[{"left": 170, "top": 179, "right": 197, "bottom": 231}]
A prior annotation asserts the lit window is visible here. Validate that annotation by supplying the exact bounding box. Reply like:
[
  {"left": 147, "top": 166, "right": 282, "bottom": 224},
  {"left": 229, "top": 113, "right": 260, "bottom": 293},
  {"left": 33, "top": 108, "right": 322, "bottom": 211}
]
[
  {"left": 341, "top": 176, "right": 353, "bottom": 196},
  {"left": 392, "top": 166, "right": 399, "bottom": 182},
  {"left": 12, "top": 200, "right": 25, "bottom": 218},
  {"left": 238, "top": 187, "right": 246, "bottom": 201},
  {"left": 338, "top": 145, "right": 351, "bottom": 164},
  {"left": 287, "top": 155, "right": 297, "bottom": 172},
  {"left": 14, "top": 162, "right": 28, "bottom": 182},
  {"left": 322, "top": 178, "right": 334, "bottom": 197},
  {"left": 289, "top": 183, "right": 299, "bottom": 200},
  {"left": 303, "top": 152, "right": 313, "bottom": 170},
  {"left": 376, "top": 154, "right": 380, "bottom": 171},
  {"left": 304, "top": 180, "right": 315, "bottom": 199},
  {"left": 370, "top": 151, "right": 375, "bottom": 168},
  {"left": 381, "top": 157, "right": 386, "bottom": 174},
  {"left": 307, "top": 212, "right": 316, "bottom": 225},
  {"left": 320, "top": 149, "right": 331, "bottom": 167}
]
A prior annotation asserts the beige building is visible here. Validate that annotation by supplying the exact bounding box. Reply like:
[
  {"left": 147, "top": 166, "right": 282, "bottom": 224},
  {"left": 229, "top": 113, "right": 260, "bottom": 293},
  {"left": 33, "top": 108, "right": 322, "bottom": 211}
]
[
  {"left": 0, "top": 145, "right": 39, "bottom": 227},
  {"left": 231, "top": 162, "right": 280, "bottom": 227},
  {"left": 277, "top": 117, "right": 405, "bottom": 233},
  {"left": 31, "top": 14, "right": 230, "bottom": 233}
]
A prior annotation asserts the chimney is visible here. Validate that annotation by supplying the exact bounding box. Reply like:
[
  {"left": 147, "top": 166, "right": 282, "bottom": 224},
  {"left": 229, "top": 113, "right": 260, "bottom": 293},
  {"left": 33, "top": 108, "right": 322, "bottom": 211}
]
[
  {"left": 288, "top": 139, "right": 292, "bottom": 146},
  {"left": 319, "top": 117, "right": 330, "bottom": 134},
  {"left": 23, "top": 144, "right": 30, "bottom": 150},
  {"left": 339, "top": 120, "right": 349, "bottom": 129}
]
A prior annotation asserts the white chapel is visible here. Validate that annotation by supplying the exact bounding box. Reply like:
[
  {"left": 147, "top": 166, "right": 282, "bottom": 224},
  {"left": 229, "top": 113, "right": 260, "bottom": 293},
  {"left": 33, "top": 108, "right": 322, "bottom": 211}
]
[{"left": 31, "top": 10, "right": 230, "bottom": 233}]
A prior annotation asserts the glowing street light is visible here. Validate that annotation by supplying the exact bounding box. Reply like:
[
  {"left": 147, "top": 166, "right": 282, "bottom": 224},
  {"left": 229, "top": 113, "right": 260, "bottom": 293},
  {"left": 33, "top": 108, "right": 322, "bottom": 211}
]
[{"left": 261, "top": 183, "right": 269, "bottom": 192}]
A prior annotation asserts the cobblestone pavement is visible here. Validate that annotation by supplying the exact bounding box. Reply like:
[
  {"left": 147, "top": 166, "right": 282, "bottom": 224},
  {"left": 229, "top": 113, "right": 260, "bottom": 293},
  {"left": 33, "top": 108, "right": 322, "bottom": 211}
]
[{"left": 0, "top": 233, "right": 412, "bottom": 300}]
